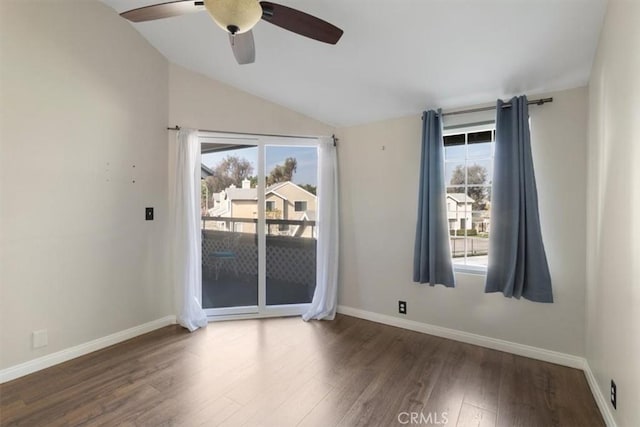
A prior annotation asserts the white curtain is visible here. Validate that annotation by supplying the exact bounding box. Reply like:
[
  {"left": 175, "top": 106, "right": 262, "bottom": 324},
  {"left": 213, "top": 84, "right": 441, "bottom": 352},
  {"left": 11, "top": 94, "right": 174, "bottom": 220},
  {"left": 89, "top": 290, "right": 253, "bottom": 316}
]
[
  {"left": 303, "top": 137, "right": 339, "bottom": 321},
  {"left": 173, "top": 128, "right": 207, "bottom": 331}
]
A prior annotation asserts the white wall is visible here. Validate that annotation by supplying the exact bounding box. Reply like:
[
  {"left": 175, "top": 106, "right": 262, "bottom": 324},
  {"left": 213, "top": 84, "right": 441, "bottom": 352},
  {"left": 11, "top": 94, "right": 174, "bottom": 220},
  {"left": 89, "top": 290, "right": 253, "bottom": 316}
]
[
  {"left": 0, "top": 1, "right": 333, "bottom": 372},
  {"left": 337, "top": 87, "right": 588, "bottom": 356},
  {"left": 586, "top": 0, "right": 640, "bottom": 425},
  {"left": 0, "top": 0, "right": 172, "bottom": 369},
  {"left": 169, "top": 63, "right": 333, "bottom": 137}
]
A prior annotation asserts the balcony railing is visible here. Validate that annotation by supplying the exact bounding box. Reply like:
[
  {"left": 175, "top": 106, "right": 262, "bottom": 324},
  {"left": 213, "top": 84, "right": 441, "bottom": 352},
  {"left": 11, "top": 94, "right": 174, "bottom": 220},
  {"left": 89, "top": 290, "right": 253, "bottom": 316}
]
[
  {"left": 202, "top": 230, "right": 316, "bottom": 292},
  {"left": 201, "top": 216, "right": 316, "bottom": 237}
]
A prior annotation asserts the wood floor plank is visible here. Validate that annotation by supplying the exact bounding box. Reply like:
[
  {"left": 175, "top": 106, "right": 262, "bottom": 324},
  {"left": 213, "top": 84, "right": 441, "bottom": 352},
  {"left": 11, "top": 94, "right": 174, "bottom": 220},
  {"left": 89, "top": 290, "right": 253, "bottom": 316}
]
[
  {"left": 462, "top": 346, "right": 502, "bottom": 413},
  {"left": 0, "top": 315, "right": 604, "bottom": 427},
  {"left": 457, "top": 402, "right": 497, "bottom": 427},
  {"left": 296, "top": 367, "right": 378, "bottom": 427}
]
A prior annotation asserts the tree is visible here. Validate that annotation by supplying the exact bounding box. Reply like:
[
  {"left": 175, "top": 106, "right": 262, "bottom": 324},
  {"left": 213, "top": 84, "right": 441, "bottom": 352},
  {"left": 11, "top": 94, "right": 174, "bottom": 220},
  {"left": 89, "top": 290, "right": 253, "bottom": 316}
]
[
  {"left": 267, "top": 157, "right": 297, "bottom": 186},
  {"left": 449, "top": 164, "right": 490, "bottom": 210},
  {"left": 206, "top": 156, "right": 254, "bottom": 194},
  {"left": 300, "top": 184, "right": 317, "bottom": 195},
  {"left": 201, "top": 180, "right": 211, "bottom": 212}
]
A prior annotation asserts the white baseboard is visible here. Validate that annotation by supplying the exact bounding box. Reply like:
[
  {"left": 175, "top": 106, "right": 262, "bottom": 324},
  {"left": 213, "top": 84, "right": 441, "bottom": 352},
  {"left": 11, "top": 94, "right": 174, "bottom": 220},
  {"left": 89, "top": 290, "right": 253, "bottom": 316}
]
[
  {"left": 337, "top": 305, "right": 584, "bottom": 368},
  {"left": 0, "top": 315, "right": 176, "bottom": 384},
  {"left": 0, "top": 308, "right": 618, "bottom": 427},
  {"left": 583, "top": 361, "right": 618, "bottom": 427},
  {"left": 337, "top": 305, "right": 618, "bottom": 426}
]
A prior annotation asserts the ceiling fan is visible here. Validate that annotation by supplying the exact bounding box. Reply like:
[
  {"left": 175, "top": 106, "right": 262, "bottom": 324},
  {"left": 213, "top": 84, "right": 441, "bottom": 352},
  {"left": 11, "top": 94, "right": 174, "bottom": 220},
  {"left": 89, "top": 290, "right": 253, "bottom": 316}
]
[{"left": 120, "top": 0, "right": 344, "bottom": 65}]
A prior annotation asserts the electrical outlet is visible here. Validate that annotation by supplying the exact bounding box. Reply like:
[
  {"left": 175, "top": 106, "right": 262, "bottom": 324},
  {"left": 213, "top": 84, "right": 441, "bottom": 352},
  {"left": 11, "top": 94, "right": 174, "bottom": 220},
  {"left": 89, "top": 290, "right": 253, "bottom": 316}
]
[
  {"left": 398, "top": 300, "right": 407, "bottom": 315},
  {"left": 32, "top": 329, "right": 48, "bottom": 349},
  {"left": 611, "top": 380, "right": 617, "bottom": 409}
]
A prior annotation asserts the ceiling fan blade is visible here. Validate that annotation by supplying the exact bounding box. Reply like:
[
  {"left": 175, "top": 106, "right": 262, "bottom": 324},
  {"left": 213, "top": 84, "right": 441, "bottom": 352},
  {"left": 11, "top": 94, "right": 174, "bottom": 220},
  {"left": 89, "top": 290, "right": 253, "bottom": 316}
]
[
  {"left": 229, "top": 31, "right": 256, "bottom": 65},
  {"left": 121, "top": 0, "right": 205, "bottom": 23},
  {"left": 259, "top": 2, "right": 343, "bottom": 45}
]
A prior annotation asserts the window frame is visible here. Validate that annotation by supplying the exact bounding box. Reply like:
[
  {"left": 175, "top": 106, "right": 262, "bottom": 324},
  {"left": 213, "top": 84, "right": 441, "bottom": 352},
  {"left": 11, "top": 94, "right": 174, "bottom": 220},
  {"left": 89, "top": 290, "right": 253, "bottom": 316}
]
[
  {"left": 266, "top": 200, "right": 276, "bottom": 212},
  {"left": 443, "top": 122, "right": 495, "bottom": 276}
]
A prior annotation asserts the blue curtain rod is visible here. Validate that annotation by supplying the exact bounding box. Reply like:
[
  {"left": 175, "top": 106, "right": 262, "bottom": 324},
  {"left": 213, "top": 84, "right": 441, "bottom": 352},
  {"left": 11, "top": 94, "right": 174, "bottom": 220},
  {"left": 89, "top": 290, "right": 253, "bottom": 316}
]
[{"left": 428, "top": 97, "right": 553, "bottom": 118}]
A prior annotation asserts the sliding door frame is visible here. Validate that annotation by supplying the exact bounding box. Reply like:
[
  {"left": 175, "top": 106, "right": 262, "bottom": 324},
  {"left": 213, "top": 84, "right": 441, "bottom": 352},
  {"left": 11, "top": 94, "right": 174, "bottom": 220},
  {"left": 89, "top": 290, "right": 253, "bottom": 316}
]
[{"left": 199, "top": 131, "right": 319, "bottom": 321}]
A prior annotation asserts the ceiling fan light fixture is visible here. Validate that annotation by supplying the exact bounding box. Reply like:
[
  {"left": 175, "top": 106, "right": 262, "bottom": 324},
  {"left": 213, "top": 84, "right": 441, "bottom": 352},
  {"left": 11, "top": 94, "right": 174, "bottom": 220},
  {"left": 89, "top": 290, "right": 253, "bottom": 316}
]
[{"left": 203, "top": 0, "right": 262, "bottom": 34}]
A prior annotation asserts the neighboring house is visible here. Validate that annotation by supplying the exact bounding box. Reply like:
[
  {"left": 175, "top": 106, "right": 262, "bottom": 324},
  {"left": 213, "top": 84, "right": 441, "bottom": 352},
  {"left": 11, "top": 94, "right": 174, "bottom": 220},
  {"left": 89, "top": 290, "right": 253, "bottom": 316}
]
[
  {"left": 446, "top": 193, "right": 474, "bottom": 231},
  {"left": 208, "top": 179, "right": 317, "bottom": 238},
  {"left": 472, "top": 211, "right": 491, "bottom": 233},
  {"left": 201, "top": 164, "right": 214, "bottom": 179}
]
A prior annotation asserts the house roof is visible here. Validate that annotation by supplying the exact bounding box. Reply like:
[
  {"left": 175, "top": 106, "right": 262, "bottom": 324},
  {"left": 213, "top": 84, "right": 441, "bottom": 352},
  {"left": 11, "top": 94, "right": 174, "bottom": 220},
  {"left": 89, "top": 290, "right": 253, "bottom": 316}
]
[
  {"left": 447, "top": 193, "right": 475, "bottom": 204},
  {"left": 225, "top": 187, "right": 258, "bottom": 201},
  {"left": 222, "top": 181, "right": 316, "bottom": 201},
  {"left": 201, "top": 164, "right": 214, "bottom": 179}
]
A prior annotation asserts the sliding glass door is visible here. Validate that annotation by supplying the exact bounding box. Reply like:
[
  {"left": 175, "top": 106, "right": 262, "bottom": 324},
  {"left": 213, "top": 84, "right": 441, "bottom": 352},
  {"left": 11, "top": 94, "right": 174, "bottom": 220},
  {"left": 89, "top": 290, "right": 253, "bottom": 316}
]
[
  {"left": 199, "top": 133, "right": 318, "bottom": 318},
  {"left": 200, "top": 138, "right": 259, "bottom": 316},
  {"left": 265, "top": 145, "right": 317, "bottom": 306}
]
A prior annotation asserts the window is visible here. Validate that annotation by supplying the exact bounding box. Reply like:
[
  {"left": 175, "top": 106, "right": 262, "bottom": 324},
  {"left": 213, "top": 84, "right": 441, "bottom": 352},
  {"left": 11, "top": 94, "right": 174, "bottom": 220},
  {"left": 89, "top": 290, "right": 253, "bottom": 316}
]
[
  {"left": 443, "top": 126, "right": 495, "bottom": 272},
  {"left": 294, "top": 201, "right": 307, "bottom": 212},
  {"left": 266, "top": 201, "right": 275, "bottom": 211}
]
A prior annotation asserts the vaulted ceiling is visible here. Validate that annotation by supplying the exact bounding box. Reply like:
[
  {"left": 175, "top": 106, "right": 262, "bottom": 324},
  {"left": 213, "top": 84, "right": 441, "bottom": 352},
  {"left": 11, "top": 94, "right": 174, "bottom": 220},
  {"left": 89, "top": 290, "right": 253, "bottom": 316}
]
[{"left": 100, "top": 0, "right": 607, "bottom": 126}]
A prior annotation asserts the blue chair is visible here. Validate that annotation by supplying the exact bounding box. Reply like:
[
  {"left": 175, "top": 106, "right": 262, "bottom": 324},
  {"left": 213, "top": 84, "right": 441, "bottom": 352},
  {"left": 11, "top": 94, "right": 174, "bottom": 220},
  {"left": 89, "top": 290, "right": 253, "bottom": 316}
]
[{"left": 211, "top": 233, "right": 240, "bottom": 280}]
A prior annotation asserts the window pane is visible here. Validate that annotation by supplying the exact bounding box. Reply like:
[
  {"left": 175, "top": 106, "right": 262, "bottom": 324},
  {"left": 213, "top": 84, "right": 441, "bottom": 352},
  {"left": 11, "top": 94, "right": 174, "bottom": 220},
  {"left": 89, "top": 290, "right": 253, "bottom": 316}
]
[
  {"left": 446, "top": 187, "right": 471, "bottom": 264},
  {"left": 444, "top": 144, "right": 465, "bottom": 161},
  {"left": 466, "top": 160, "right": 492, "bottom": 186},
  {"left": 468, "top": 130, "right": 492, "bottom": 144},
  {"left": 467, "top": 141, "right": 492, "bottom": 160},
  {"left": 444, "top": 133, "right": 465, "bottom": 146},
  {"left": 466, "top": 186, "right": 490, "bottom": 211},
  {"left": 201, "top": 144, "right": 258, "bottom": 309},
  {"left": 446, "top": 187, "right": 473, "bottom": 235},
  {"left": 265, "top": 145, "right": 317, "bottom": 305},
  {"left": 445, "top": 161, "right": 466, "bottom": 187}
]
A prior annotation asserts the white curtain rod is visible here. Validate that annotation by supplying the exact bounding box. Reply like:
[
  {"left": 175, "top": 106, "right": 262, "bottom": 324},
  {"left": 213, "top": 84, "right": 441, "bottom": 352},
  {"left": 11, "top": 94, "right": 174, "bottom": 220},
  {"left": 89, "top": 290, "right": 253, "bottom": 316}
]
[
  {"left": 167, "top": 127, "right": 337, "bottom": 146},
  {"left": 166, "top": 126, "right": 322, "bottom": 140}
]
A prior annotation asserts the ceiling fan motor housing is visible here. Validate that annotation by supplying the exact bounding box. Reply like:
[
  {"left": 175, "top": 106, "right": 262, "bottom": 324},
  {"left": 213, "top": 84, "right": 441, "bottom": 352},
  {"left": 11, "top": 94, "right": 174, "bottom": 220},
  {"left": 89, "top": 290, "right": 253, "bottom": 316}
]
[{"left": 204, "top": 0, "right": 262, "bottom": 34}]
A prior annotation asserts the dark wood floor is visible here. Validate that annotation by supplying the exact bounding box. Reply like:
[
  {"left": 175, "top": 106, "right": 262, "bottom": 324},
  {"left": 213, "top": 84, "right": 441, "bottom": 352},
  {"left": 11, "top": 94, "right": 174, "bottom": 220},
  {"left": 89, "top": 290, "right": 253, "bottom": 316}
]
[{"left": 0, "top": 315, "right": 603, "bottom": 426}]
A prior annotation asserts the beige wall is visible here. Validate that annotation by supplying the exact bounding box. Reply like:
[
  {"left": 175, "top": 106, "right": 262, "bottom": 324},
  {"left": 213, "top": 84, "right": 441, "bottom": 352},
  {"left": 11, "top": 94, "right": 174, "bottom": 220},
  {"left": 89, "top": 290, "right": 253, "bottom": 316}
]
[
  {"left": 586, "top": 0, "right": 640, "bottom": 425},
  {"left": 336, "top": 87, "right": 588, "bottom": 356},
  {"left": 0, "top": 0, "right": 172, "bottom": 369},
  {"left": 266, "top": 194, "right": 286, "bottom": 217},
  {"left": 169, "top": 63, "right": 333, "bottom": 137},
  {"left": 275, "top": 183, "right": 317, "bottom": 214},
  {"left": 230, "top": 200, "right": 258, "bottom": 234}
]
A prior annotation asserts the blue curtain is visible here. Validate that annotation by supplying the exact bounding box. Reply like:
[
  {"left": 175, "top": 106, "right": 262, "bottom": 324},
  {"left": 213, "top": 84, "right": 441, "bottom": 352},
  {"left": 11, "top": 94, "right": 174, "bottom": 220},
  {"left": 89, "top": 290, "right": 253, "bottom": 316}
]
[
  {"left": 485, "top": 96, "right": 553, "bottom": 302},
  {"left": 413, "top": 110, "right": 455, "bottom": 287}
]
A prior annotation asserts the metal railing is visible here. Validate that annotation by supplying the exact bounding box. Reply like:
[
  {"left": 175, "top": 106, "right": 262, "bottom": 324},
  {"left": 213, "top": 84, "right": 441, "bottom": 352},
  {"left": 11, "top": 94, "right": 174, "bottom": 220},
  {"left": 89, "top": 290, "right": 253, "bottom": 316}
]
[{"left": 450, "top": 236, "right": 489, "bottom": 257}]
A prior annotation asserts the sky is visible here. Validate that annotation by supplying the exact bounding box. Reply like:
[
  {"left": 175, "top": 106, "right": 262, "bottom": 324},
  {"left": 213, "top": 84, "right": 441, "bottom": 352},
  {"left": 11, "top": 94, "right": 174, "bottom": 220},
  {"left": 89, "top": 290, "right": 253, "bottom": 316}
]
[{"left": 202, "top": 145, "right": 318, "bottom": 186}]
